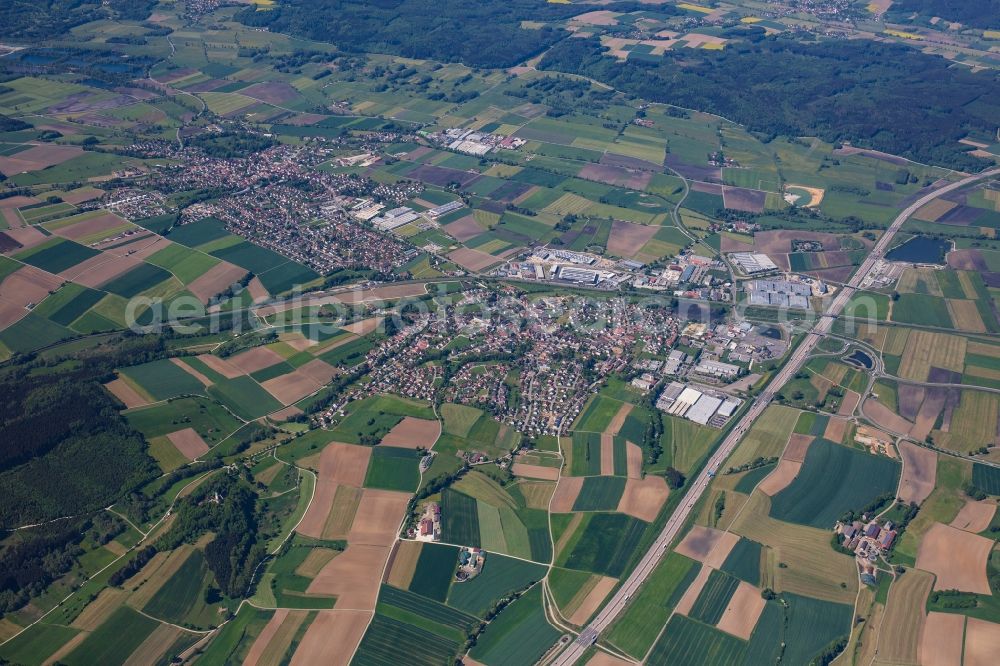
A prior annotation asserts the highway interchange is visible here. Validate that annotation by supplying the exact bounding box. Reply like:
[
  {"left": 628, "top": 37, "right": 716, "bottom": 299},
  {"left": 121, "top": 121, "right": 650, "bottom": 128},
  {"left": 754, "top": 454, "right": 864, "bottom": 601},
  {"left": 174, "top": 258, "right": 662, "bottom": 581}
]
[{"left": 550, "top": 166, "right": 1000, "bottom": 665}]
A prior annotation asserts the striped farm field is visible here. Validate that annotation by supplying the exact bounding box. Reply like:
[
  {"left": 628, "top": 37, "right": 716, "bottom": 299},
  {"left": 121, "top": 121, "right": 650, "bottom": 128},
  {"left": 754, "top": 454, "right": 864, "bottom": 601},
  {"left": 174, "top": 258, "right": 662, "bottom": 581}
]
[
  {"left": 933, "top": 391, "right": 1000, "bottom": 453},
  {"left": 876, "top": 570, "right": 934, "bottom": 664},
  {"left": 896, "top": 329, "right": 966, "bottom": 382},
  {"left": 647, "top": 614, "right": 745, "bottom": 666}
]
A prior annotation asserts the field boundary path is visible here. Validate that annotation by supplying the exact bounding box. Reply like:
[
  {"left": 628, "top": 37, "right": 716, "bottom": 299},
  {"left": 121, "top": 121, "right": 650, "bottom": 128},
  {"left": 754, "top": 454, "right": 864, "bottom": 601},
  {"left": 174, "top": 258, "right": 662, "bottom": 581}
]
[{"left": 549, "top": 165, "right": 1000, "bottom": 665}]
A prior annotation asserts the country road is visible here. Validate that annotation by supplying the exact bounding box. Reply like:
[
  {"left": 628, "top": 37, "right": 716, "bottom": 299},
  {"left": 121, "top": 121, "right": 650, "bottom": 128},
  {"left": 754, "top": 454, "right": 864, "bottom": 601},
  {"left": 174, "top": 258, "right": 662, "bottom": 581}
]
[{"left": 550, "top": 165, "right": 1000, "bottom": 665}]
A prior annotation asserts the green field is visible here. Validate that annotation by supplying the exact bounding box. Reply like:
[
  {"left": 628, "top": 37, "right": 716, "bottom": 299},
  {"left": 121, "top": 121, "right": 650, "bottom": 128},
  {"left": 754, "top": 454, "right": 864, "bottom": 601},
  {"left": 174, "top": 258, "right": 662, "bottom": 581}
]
[
  {"left": 647, "top": 614, "right": 746, "bottom": 666},
  {"left": 0, "top": 622, "right": 80, "bottom": 666},
  {"left": 379, "top": 584, "right": 477, "bottom": 633},
  {"left": 408, "top": 542, "right": 458, "bottom": 602},
  {"left": 119, "top": 358, "right": 206, "bottom": 401},
  {"left": 125, "top": 396, "right": 242, "bottom": 443},
  {"left": 364, "top": 445, "right": 421, "bottom": 492},
  {"left": 0, "top": 313, "right": 74, "bottom": 353},
  {"left": 353, "top": 613, "right": 461, "bottom": 666},
  {"left": 62, "top": 606, "right": 160, "bottom": 666},
  {"left": 15, "top": 237, "right": 99, "bottom": 273},
  {"left": 208, "top": 376, "right": 283, "bottom": 419},
  {"left": 101, "top": 262, "right": 173, "bottom": 298},
  {"left": 572, "top": 476, "right": 626, "bottom": 512},
  {"left": 720, "top": 538, "right": 762, "bottom": 586},
  {"left": 769, "top": 438, "right": 900, "bottom": 528},
  {"left": 143, "top": 549, "right": 216, "bottom": 627},
  {"left": 441, "top": 489, "right": 480, "bottom": 547},
  {"left": 573, "top": 394, "right": 623, "bottom": 432},
  {"left": 688, "top": 569, "right": 741, "bottom": 625},
  {"left": 891, "top": 293, "right": 953, "bottom": 328},
  {"left": 468, "top": 585, "right": 560, "bottom": 666},
  {"left": 568, "top": 432, "right": 602, "bottom": 476},
  {"left": 559, "top": 513, "right": 647, "bottom": 577},
  {"left": 973, "top": 462, "right": 1000, "bottom": 495}
]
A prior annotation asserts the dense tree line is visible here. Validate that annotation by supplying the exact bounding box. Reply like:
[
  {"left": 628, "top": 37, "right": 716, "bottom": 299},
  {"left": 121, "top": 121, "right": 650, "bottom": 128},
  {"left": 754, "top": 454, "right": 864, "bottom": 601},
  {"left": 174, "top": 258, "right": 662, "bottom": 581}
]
[
  {"left": 235, "top": 0, "right": 666, "bottom": 69},
  {"left": 539, "top": 35, "right": 999, "bottom": 170},
  {"left": 0, "top": 114, "right": 30, "bottom": 132}
]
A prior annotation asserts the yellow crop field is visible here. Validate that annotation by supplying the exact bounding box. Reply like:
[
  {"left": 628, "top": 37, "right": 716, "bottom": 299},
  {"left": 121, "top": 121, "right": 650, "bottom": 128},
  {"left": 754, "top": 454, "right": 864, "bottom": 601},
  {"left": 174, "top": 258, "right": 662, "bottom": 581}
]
[
  {"left": 897, "top": 330, "right": 966, "bottom": 382},
  {"left": 946, "top": 299, "right": 986, "bottom": 333},
  {"left": 725, "top": 405, "right": 799, "bottom": 469},
  {"left": 544, "top": 192, "right": 593, "bottom": 216},
  {"left": 876, "top": 570, "right": 934, "bottom": 664},
  {"left": 678, "top": 2, "right": 713, "bottom": 13},
  {"left": 934, "top": 391, "right": 1000, "bottom": 453},
  {"left": 886, "top": 29, "right": 922, "bottom": 40},
  {"left": 731, "top": 493, "right": 858, "bottom": 604}
]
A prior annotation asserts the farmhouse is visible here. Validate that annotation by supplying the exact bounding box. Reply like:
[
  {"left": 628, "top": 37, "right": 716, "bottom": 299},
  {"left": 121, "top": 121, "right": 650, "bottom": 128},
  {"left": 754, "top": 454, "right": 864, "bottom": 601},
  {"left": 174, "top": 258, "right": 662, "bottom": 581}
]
[{"left": 414, "top": 501, "right": 441, "bottom": 542}]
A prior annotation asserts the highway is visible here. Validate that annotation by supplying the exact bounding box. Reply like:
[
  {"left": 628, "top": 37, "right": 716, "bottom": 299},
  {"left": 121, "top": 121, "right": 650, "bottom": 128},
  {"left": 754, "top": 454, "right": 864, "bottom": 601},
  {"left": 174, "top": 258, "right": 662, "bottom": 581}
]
[{"left": 550, "top": 166, "right": 1000, "bottom": 665}]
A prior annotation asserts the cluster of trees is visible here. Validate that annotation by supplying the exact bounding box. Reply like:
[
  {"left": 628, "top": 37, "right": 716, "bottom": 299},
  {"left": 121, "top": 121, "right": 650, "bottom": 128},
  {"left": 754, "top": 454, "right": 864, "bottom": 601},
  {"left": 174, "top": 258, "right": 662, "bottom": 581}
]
[
  {"left": 539, "top": 35, "right": 999, "bottom": 170},
  {"left": 187, "top": 131, "right": 277, "bottom": 159},
  {"left": 158, "top": 472, "right": 265, "bottom": 598},
  {"left": 505, "top": 76, "right": 615, "bottom": 117},
  {"left": 0, "top": 114, "right": 30, "bottom": 132}
]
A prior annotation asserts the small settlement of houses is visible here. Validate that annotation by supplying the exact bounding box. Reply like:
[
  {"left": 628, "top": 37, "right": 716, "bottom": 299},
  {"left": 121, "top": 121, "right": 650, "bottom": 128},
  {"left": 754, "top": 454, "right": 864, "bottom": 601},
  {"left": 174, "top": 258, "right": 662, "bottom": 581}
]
[{"left": 834, "top": 426, "right": 900, "bottom": 585}]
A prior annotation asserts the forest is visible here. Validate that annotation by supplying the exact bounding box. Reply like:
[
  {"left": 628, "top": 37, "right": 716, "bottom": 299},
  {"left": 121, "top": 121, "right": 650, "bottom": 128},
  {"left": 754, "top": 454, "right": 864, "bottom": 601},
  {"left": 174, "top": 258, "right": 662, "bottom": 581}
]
[
  {"left": 1, "top": 0, "right": 155, "bottom": 39},
  {"left": 0, "top": 336, "right": 167, "bottom": 527},
  {"left": 887, "top": 0, "right": 1000, "bottom": 29},
  {"left": 538, "top": 35, "right": 999, "bottom": 171},
  {"left": 235, "top": 0, "right": 662, "bottom": 68}
]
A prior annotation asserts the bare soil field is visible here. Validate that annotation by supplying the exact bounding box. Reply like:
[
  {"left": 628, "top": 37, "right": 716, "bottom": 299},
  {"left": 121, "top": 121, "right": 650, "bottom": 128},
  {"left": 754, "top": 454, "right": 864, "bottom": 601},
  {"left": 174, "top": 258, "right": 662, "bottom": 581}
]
[
  {"left": 948, "top": 249, "right": 988, "bottom": 272},
  {"left": 721, "top": 186, "right": 766, "bottom": 213},
  {"left": 568, "top": 576, "right": 617, "bottom": 625},
  {"left": 269, "top": 405, "right": 303, "bottom": 422},
  {"left": 720, "top": 234, "right": 754, "bottom": 254},
  {"left": 920, "top": 612, "right": 965, "bottom": 666},
  {"left": 262, "top": 371, "right": 323, "bottom": 405},
  {"left": 578, "top": 163, "right": 651, "bottom": 189},
  {"left": 379, "top": 416, "right": 440, "bottom": 449},
  {"left": 511, "top": 462, "right": 560, "bottom": 480},
  {"left": 3, "top": 226, "right": 48, "bottom": 249},
  {"left": 897, "top": 441, "right": 937, "bottom": 505},
  {"left": 916, "top": 523, "right": 993, "bottom": 594},
  {"left": 296, "top": 359, "right": 339, "bottom": 385},
  {"left": 166, "top": 427, "right": 210, "bottom": 460},
  {"left": 290, "top": 610, "right": 371, "bottom": 666},
  {"left": 757, "top": 460, "right": 802, "bottom": 497},
  {"left": 783, "top": 434, "right": 813, "bottom": 462},
  {"left": 170, "top": 358, "right": 212, "bottom": 387},
  {"left": 70, "top": 587, "right": 128, "bottom": 631},
  {"left": 241, "top": 81, "right": 300, "bottom": 105},
  {"left": 0, "top": 144, "right": 83, "bottom": 175},
  {"left": 550, "top": 476, "right": 584, "bottom": 513},
  {"left": 297, "top": 444, "right": 372, "bottom": 537},
  {"left": 247, "top": 277, "right": 270, "bottom": 303},
  {"left": 715, "top": 580, "right": 766, "bottom": 639},
  {"left": 754, "top": 230, "right": 840, "bottom": 255},
  {"left": 950, "top": 499, "right": 996, "bottom": 533},
  {"left": 673, "top": 564, "right": 711, "bottom": 616},
  {"left": 586, "top": 652, "right": 632, "bottom": 666},
  {"left": 837, "top": 391, "right": 861, "bottom": 416},
  {"left": 443, "top": 215, "right": 487, "bottom": 242},
  {"left": 571, "top": 9, "right": 620, "bottom": 25},
  {"left": 347, "top": 489, "right": 410, "bottom": 547},
  {"left": 606, "top": 220, "right": 657, "bottom": 259},
  {"left": 341, "top": 317, "right": 382, "bottom": 335},
  {"left": 617, "top": 476, "right": 669, "bottom": 522},
  {"left": 318, "top": 442, "right": 372, "bottom": 485},
  {"left": 897, "top": 384, "right": 926, "bottom": 421},
  {"left": 0, "top": 300, "right": 24, "bottom": 330},
  {"left": 51, "top": 213, "right": 128, "bottom": 242},
  {"left": 307, "top": 543, "right": 389, "bottom": 608},
  {"left": 605, "top": 403, "right": 633, "bottom": 436},
  {"left": 196, "top": 354, "right": 244, "bottom": 379},
  {"left": 911, "top": 388, "right": 948, "bottom": 442},
  {"left": 0, "top": 265, "right": 63, "bottom": 320},
  {"left": 228, "top": 346, "right": 286, "bottom": 374},
  {"left": 626, "top": 442, "right": 642, "bottom": 479},
  {"left": 963, "top": 617, "right": 1000, "bottom": 666},
  {"left": 675, "top": 526, "right": 739, "bottom": 568},
  {"left": 186, "top": 261, "right": 246, "bottom": 302},
  {"left": 105, "top": 378, "right": 150, "bottom": 408},
  {"left": 385, "top": 540, "right": 422, "bottom": 589},
  {"left": 822, "top": 417, "right": 848, "bottom": 444},
  {"left": 334, "top": 283, "right": 427, "bottom": 303},
  {"left": 600, "top": 434, "right": 615, "bottom": 476},
  {"left": 447, "top": 247, "right": 502, "bottom": 272},
  {"left": 60, "top": 251, "right": 142, "bottom": 287},
  {"left": 244, "top": 608, "right": 291, "bottom": 666},
  {"left": 863, "top": 398, "right": 914, "bottom": 436}
]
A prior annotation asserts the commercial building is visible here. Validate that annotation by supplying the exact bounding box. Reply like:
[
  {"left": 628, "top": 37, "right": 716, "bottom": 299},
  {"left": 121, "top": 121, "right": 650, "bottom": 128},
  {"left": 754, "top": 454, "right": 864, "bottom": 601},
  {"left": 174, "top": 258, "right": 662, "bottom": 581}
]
[{"left": 730, "top": 252, "right": 778, "bottom": 274}]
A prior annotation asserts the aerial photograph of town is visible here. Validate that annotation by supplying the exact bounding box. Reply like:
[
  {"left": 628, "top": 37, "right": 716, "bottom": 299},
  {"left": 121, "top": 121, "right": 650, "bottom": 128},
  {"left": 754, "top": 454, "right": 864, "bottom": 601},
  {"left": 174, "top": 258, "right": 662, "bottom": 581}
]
[{"left": 0, "top": 0, "right": 998, "bottom": 664}]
